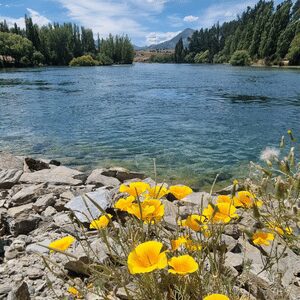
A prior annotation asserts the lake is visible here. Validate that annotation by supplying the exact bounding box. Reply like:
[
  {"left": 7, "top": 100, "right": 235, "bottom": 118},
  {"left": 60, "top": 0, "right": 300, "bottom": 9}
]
[{"left": 0, "top": 64, "right": 299, "bottom": 188}]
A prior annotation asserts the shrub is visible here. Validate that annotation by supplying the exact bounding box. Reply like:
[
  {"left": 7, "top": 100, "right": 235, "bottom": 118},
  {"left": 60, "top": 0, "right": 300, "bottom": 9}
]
[
  {"left": 229, "top": 50, "right": 251, "bottom": 66},
  {"left": 194, "top": 50, "right": 210, "bottom": 63},
  {"left": 32, "top": 51, "right": 45, "bottom": 66},
  {"left": 19, "top": 56, "right": 31, "bottom": 67},
  {"left": 148, "top": 53, "right": 175, "bottom": 63},
  {"left": 213, "top": 53, "right": 228, "bottom": 64},
  {"left": 69, "top": 55, "right": 99, "bottom": 67}
]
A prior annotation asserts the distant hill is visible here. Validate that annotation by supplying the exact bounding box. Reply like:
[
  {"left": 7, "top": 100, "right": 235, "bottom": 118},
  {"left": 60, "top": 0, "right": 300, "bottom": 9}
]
[{"left": 135, "top": 28, "right": 195, "bottom": 51}]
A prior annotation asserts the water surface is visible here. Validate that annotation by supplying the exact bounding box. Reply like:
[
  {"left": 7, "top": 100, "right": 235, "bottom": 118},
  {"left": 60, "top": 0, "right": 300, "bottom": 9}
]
[{"left": 0, "top": 64, "right": 299, "bottom": 188}]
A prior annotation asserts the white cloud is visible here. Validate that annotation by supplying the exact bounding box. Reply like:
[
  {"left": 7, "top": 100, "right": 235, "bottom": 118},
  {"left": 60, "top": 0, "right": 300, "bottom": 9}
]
[
  {"left": 198, "top": 1, "right": 257, "bottom": 28},
  {"left": 56, "top": 0, "right": 171, "bottom": 45},
  {"left": 146, "top": 31, "right": 180, "bottom": 45},
  {"left": 26, "top": 8, "right": 51, "bottom": 26},
  {"left": 0, "top": 8, "right": 51, "bottom": 28},
  {"left": 183, "top": 15, "right": 199, "bottom": 22}
]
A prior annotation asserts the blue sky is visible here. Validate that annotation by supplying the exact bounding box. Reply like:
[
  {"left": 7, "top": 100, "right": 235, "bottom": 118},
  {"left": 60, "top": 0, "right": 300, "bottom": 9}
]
[{"left": 0, "top": 0, "right": 284, "bottom": 46}]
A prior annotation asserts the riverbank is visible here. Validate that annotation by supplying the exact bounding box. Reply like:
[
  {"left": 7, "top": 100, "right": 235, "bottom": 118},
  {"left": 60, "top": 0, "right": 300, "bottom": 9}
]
[{"left": 0, "top": 152, "right": 299, "bottom": 299}]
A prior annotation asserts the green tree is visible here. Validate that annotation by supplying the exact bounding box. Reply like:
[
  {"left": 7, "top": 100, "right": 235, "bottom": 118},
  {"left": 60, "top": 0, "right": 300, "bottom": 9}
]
[
  {"left": 175, "top": 38, "right": 185, "bottom": 63},
  {"left": 287, "top": 32, "right": 300, "bottom": 65},
  {"left": 0, "top": 32, "right": 34, "bottom": 66}
]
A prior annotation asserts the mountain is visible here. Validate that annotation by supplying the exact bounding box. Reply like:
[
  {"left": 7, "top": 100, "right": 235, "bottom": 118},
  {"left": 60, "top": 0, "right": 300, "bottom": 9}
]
[{"left": 135, "top": 28, "right": 195, "bottom": 51}]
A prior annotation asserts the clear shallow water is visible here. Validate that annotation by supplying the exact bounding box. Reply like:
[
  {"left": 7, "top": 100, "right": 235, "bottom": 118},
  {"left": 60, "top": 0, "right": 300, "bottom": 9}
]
[{"left": 0, "top": 64, "right": 299, "bottom": 188}]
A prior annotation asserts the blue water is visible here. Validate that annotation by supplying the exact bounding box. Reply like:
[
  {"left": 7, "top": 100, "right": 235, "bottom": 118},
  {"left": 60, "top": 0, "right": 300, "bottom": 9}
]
[{"left": 0, "top": 64, "right": 299, "bottom": 188}]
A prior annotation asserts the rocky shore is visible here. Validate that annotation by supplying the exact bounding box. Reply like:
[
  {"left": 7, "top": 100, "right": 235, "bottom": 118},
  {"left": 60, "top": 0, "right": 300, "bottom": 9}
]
[{"left": 0, "top": 152, "right": 299, "bottom": 300}]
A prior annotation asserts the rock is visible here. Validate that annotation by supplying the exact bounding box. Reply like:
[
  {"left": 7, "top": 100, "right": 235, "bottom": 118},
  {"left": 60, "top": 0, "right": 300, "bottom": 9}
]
[
  {"left": 24, "top": 157, "right": 50, "bottom": 172},
  {"left": 65, "top": 239, "right": 108, "bottom": 275},
  {"left": 27, "top": 267, "right": 43, "bottom": 280},
  {"left": 225, "top": 252, "right": 244, "bottom": 270},
  {"left": 60, "top": 190, "right": 74, "bottom": 201},
  {"left": 11, "top": 184, "right": 46, "bottom": 206},
  {"left": 0, "top": 152, "right": 24, "bottom": 170},
  {"left": 4, "top": 239, "right": 26, "bottom": 260},
  {"left": 221, "top": 234, "right": 238, "bottom": 252},
  {"left": 26, "top": 239, "right": 51, "bottom": 255},
  {"left": 53, "top": 212, "right": 71, "bottom": 228},
  {"left": 0, "top": 284, "right": 11, "bottom": 298},
  {"left": 42, "top": 206, "right": 57, "bottom": 217},
  {"left": 32, "top": 193, "right": 55, "bottom": 213},
  {"left": 102, "top": 167, "right": 145, "bottom": 182},
  {"left": 20, "top": 166, "right": 84, "bottom": 186},
  {"left": 7, "top": 281, "right": 30, "bottom": 300},
  {"left": 179, "top": 192, "right": 211, "bottom": 207},
  {"left": 9, "top": 215, "right": 41, "bottom": 236},
  {"left": 65, "top": 188, "right": 113, "bottom": 223},
  {"left": 86, "top": 169, "right": 120, "bottom": 187},
  {"left": 8, "top": 203, "right": 33, "bottom": 218},
  {"left": 0, "top": 169, "right": 23, "bottom": 189}
]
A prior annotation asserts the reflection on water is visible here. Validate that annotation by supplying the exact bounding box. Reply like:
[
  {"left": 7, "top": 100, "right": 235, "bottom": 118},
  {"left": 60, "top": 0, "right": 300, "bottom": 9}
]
[{"left": 0, "top": 64, "right": 299, "bottom": 189}]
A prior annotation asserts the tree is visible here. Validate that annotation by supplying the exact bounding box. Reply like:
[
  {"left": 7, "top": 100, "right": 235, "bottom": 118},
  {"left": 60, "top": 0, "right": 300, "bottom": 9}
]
[
  {"left": 175, "top": 38, "right": 185, "bottom": 63},
  {"left": 0, "top": 32, "right": 34, "bottom": 66},
  {"left": 230, "top": 50, "right": 251, "bottom": 66},
  {"left": 287, "top": 33, "right": 300, "bottom": 65}
]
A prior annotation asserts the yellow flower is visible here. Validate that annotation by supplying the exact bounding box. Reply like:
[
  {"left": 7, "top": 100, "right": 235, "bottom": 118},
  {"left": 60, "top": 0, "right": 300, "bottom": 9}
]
[
  {"left": 127, "top": 241, "right": 168, "bottom": 274},
  {"left": 203, "top": 294, "right": 230, "bottom": 300},
  {"left": 114, "top": 196, "right": 135, "bottom": 211},
  {"left": 49, "top": 236, "right": 75, "bottom": 252},
  {"left": 267, "top": 222, "right": 293, "bottom": 236},
  {"left": 233, "top": 191, "right": 263, "bottom": 208},
  {"left": 120, "top": 182, "right": 150, "bottom": 197},
  {"left": 68, "top": 287, "right": 82, "bottom": 298},
  {"left": 169, "top": 185, "right": 193, "bottom": 200},
  {"left": 171, "top": 236, "right": 188, "bottom": 251},
  {"left": 127, "top": 199, "right": 164, "bottom": 223},
  {"left": 252, "top": 231, "right": 274, "bottom": 246},
  {"left": 148, "top": 185, "right": 169, "bottom": 199},
  {"left": 168, "top": 255, "right": 199, "bottom": 275},
  {"left": 179, "top": 214, "right": 208, "bottom": 232},
  {"left": 90, "top": 214, "right": 112, "bottom": 230},
  {"left": 203, "top": 203, "right": 238, "bottom": 224},
  {"left": 216, "top": 195, "right": 233, "bottom": 205}
]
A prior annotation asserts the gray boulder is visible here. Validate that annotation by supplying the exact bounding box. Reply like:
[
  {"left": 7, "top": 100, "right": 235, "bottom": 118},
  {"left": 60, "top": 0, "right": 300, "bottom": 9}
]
[
  {"left": 0, "top": 152, "right": 24, "bottom": 170},
  {"left": 20, "top": 166, "right": 84, "bottom": 186},
  {"left": 0, "top": 169, "right": 23, "bottom": 189},
  {"left": 65, "top": 188, "right": 112, "bottom": 223},
  {"left": 32, "top": 193, "right": 55, "bottom": 213},
  {"left": 8, "top": 203, "right": 33, "bottom": 218},
  {"left": 86, "top": 169, "right": 120, "bottom": 187},
  {"left": 102, "top": 166, "right": 145, "bottom": 182},
  {"left": 11, "top": 184, "right": 46, "bottom": 206},
  {"left": 7, "top": 281, "right": 30, "bottom": 300}
]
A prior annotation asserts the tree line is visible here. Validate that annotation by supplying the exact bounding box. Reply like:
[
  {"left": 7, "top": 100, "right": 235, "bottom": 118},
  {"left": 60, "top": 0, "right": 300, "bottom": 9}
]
[
  {"left": 175, "top": 0, "right": 300, "bottom": 65},
  {"left": 0, "top": 16, "right": 134, "bottom": 67}
]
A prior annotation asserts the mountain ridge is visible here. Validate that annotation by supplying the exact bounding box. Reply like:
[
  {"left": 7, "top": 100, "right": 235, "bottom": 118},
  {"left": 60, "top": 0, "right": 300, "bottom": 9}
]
[{"left": 135, "top": 28, "right": 195, "bottom": 50}]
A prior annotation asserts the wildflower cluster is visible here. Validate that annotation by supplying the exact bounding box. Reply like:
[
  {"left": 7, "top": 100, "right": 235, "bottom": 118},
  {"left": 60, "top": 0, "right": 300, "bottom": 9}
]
[{"left": 44, "top": 131, "right": 299, "bottom": 300}]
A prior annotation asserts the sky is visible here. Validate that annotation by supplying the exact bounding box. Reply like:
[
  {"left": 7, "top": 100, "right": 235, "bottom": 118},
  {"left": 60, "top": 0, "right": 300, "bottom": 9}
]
[{"left": 0, "top": 0, "right": 285, "bottom": 46}]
